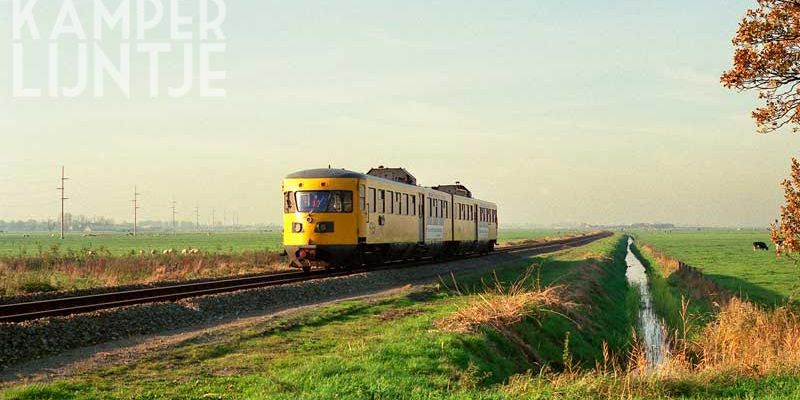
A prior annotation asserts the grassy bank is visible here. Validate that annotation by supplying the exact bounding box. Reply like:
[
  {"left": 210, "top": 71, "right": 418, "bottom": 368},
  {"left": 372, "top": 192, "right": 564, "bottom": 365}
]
[
  {"left": 6, "top": 234, "right": 800, "bottom": 398},
  {"left": 624, "top": 238, "right": 800, "bottom": 398},
  {"left": 2, "top": 235, "right": 634, "bottom": 399},
  {"left": 628, "top": 243, "right": 714, "bottom": 334}
]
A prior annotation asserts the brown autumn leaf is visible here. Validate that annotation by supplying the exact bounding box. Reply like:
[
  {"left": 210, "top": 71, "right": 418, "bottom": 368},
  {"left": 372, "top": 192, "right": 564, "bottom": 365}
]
[
  {"left": 771, "top": 158, "right": 800, "bottom": 257},
  {"left": 722, "top": 0, "right": 800, "bottom": 133}
]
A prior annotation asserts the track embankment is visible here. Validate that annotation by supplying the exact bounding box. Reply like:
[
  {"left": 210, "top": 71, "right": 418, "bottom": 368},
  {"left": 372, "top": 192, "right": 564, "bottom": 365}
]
[{"left": 0, "top": 233, "right": 609, "bottom": 373}]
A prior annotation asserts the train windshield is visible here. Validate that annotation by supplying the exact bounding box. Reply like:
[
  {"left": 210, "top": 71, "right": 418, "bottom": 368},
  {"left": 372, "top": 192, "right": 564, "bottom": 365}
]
[{"left": 295, "top": 191, "right": 353, "bottom": 213}]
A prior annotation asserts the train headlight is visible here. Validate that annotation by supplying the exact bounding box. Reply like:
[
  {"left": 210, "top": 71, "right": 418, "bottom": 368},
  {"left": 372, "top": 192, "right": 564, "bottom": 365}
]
[
  {"left": 292, "top": 223, "right": 304, "bottom": 233},
  {"left": 314, "top": 222, "right": 334, "bottom": 233}
]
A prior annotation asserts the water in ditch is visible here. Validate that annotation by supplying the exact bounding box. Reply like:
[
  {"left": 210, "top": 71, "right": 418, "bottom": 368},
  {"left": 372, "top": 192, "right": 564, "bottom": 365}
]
[{"left": 625, "top": 237, "right": 667, "bottom": 369}]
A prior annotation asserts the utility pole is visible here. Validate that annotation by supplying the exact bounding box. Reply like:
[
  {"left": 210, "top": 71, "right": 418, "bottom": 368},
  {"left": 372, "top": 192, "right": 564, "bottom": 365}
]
[
  {"left": 211, "top": 208, "right": 215, "bottom": 232},
  {"left": 56, "top": 166, "right": 69, "bottom": 239},
  {"left": 170, "top": 199, "right": 177, "bottom": 234},
  {"left": 194, "top": 204, "right": 200, "bottom": 232},
  {"left": 131, "top": 186, "right": 140, "bottom": 236}
]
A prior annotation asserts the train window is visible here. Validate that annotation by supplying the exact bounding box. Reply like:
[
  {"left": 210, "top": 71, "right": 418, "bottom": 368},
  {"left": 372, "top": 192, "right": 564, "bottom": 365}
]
[
  {"left": 387, "top": 191, "right": 394, "bottom": 214},
  {"left": 395, "top": 193, "right": 401, "bottom": 215},
  {"left": 369, "top": 188, "right": 376, "bottom": 213},
  {"left": 428, "top": 198, "right": 433, "bottom": 217},
  {"left": 444, "top": 202, "right": 448, "bottom": 219},
  {"left": 397, "top": 193, "right": 403, "bottom": 215},
  {"left": 403, "top": 194, "right": 409, "bottom": 215},
  {"left": 411, "top": 195, "right": 416, "bottom": 216},
  {"left": 378, "top": 190, "right": 385, "bottom": 214},
  {"left": 284, "top": 191, "right": 295, "bottom": 213},
  {"left": 295, "top": 191, "right": 353, "bottom": 213}
]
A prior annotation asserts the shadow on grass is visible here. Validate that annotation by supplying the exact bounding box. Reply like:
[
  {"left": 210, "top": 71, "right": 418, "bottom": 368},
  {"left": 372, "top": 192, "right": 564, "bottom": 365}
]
[{"left": 703, "top": 273, "right": 791, "bottom": 308}]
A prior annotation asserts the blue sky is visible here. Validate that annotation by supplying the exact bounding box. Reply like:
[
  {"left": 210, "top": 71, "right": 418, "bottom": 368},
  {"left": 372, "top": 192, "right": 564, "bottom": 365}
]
[{"left": 1, "top": 0, "right": 796, "bottom": 227}]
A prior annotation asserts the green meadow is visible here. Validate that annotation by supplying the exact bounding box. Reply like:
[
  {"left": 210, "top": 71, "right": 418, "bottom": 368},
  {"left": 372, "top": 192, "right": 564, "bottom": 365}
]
[
  {"left": 632, "top": 230, "right": 800, "bottom": 306},
  {"left": 0, "top": 229, "right": 577, "bottom": 257}
]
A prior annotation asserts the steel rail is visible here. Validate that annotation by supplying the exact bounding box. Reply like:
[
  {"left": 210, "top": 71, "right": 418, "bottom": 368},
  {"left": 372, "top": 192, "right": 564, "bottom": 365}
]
[{"left": 0, "top": 232, "right": 612, "bottom": 323}]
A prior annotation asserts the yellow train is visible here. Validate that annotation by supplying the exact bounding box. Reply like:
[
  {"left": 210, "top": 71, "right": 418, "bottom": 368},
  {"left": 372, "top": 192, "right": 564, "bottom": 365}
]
[{"left": 282, "top": 166, "right": 498, "bottom": 271}]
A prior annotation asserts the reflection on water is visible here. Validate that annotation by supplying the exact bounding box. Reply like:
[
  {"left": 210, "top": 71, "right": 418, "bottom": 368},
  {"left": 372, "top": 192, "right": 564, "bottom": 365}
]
[{"left": 625, "top": 237, "right": 666, "bottom": 369}]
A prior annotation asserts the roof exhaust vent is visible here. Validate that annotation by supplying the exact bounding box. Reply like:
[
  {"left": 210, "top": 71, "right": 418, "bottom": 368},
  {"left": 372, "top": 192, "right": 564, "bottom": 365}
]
[{"left": 366, "top": 166, "right": 417, "bottom": 185}]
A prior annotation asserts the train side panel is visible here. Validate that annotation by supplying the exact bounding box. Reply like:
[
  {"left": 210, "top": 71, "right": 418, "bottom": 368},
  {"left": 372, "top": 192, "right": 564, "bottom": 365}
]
[
  {"left": 363, "top": 177, "right": 420, "bottom": 245},
  {"left": 422, "top": 188, "right": 452, "bottom": 244},
  {"left": 452, "top": 195, "right": 478, "bottom": 242}
]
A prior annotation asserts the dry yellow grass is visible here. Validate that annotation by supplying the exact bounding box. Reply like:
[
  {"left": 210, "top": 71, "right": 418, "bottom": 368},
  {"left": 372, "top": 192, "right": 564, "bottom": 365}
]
[
  {"left": 436, "top": 267, "right": 568, "bottom": 334},
  {"left": 500, "top": 297, "right": 800, "bottom": 398},
  {"left": 658, "top": 298, "right": 800, "bottom": 377}
]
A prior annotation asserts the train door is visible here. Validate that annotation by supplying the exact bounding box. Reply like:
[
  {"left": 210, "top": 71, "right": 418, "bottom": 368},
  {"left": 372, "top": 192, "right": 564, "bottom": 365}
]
[
  {"left": 418, "top": 193, "right": 425, "bottom": 242},
  {"left": 359, "top": 183, "right": 367, "bottom": 237}
]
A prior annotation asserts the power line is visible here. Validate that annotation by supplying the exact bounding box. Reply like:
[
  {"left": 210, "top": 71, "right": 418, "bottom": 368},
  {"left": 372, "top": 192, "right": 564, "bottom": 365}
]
[
  {"left": 56, "top": 166, "right": 69, "bottom": 239},
  {"left": 131, "top": 186, "right": 140, "bottom": 236}
]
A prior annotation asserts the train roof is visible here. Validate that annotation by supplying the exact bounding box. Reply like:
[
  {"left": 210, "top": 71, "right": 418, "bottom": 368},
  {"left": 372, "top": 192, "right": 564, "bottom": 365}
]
[
  {"left": 285, "top": 168, "right": 367, "bottom": 179},
  {"left": 284, "top": 168, "right": 496, "bottom": 206}
]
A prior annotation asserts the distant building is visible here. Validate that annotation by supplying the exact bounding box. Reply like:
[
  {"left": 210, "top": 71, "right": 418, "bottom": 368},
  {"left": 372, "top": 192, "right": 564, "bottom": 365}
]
[{"left": 366, "top": 166, "right": 417, "bottom": 185}]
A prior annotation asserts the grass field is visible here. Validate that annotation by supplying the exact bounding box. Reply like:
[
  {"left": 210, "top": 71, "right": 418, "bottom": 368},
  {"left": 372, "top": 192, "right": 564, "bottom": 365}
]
[
  {"left": 1, "top": 235, "right": 638, "bottom": 399},
  {"left": 0, "top": 229, "right": 579, "bottom": 257},
  {"left": 0, "top": 229, "right": 577, "bottom": 296},
  {"left": 632, "top": 230, "right": 799, "bottom": 306},
  {"left": 0, "top": 232, "right": 284, "bottom": 257},
  {"left": 5, "top": 235, "right": 800, "bottom": 399}
]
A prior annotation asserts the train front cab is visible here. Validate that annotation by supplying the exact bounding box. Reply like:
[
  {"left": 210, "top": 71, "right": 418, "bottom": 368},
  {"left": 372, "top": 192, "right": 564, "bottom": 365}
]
[{"left": 283, "top": 172, "right": 361, "bottom": 271}]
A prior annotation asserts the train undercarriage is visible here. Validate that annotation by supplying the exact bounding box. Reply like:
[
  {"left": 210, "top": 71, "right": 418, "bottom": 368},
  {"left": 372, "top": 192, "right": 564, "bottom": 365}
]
[{"left": 285, "top": 240, "right": 496, "bottom": 272}]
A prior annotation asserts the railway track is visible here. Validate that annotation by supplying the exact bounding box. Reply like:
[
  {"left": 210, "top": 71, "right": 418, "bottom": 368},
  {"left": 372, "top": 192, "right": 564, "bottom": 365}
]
[{"left": 0, "top": 232, "right": 612, "bottom": 324}]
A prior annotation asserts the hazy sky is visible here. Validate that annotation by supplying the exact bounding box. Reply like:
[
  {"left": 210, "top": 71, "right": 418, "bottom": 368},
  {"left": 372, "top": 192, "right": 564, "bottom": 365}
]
[{"left": 1, "top": 0, "right": 796, "bottom": 227}]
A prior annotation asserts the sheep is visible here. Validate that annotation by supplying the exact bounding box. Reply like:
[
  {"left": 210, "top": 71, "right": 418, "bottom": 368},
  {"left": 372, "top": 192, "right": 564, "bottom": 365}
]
[
  {"left": 86, "top": 250, "right": 97, "bottom": 256},
  {"left": 181, "top": 249, "right": 190, "bottom": 255},
  {"left": 162, "top": 248, "right": 175, "bottom": 255},
  {"left": 190, "top": 248, "right": 201, "bottom": 254},
  {"left": 150, "top": 249, "right": 158, "bottom": 255}
]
